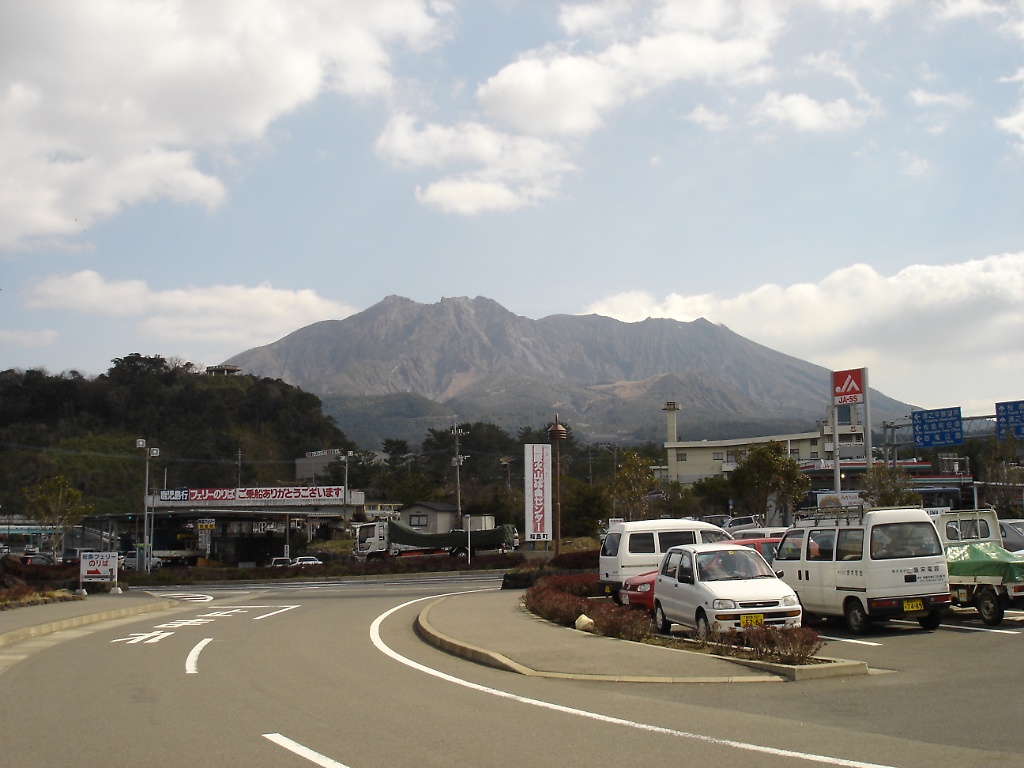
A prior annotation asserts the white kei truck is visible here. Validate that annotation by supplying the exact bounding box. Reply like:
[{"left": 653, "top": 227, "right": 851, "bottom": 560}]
[{"left": 928, "top": 507, "right": 1024, "bottom": 626}]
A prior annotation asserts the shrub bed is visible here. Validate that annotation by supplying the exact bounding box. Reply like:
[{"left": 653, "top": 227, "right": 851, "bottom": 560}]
[
  {"left": 523, "top": 571, "right": 824, "bottom": 665},
  {"left": 523, "top": 572, "right": 651, "bottom": 641}
]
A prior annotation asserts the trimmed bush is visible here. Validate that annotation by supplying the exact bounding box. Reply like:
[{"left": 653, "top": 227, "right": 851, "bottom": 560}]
[
  {"left": 590, "top": 602, "right": 651, "bottom": 641},
  {"left": 549, "top": 549, "right": 599, "bottom": 570}
]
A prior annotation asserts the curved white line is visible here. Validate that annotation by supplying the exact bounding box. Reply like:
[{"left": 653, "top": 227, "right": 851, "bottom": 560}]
[
  {"left": 370, "top": 593, "right": 897, "bottom": 768},
  {"left": 185, "top": 638, "right": 214, "bottom": 674}
]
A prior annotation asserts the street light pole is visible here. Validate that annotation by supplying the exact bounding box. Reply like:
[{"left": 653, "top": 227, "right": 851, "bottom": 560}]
[
  {"left": 548, "top": 416, "right": 567, "bottom": 558},
  {"left": 136, "top": 439, "right": 159, "bottom": 573},
  {"left": 452, "top": 423, "right": 468, "bottom": 561}
]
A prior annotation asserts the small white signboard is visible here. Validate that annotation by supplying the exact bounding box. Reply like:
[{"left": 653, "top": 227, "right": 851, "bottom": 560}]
[{"left": 80, "top": 552, "right": 119, "bottom": 583}]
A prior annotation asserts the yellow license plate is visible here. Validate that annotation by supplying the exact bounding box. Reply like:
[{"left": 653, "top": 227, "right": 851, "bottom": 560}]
[
  {"left": 903, "top": 598, "right": 924, "bottom": 612},
  {"left": 740, "top": 614, "right": 764, "bottom": 628}
]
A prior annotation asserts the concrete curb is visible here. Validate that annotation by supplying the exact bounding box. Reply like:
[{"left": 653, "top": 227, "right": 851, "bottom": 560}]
[
  {"left": 0, "top": 600, "right": 177, "bottom": 649},
  {"left": 416, "top": 597, "right": 781, "bottom": 683}
]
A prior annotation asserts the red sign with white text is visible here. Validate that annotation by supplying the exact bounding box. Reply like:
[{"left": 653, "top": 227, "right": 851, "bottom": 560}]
[
  {"left": 524, "top": 444, "right": 551, "bottom": 541},
  {"left": 832, "top": 368, "right": 865, "bottom": 405}
]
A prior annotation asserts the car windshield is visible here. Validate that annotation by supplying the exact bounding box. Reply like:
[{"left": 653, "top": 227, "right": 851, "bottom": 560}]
[{"left": 695, "top": 549, "right": 774, "bottom": 581}]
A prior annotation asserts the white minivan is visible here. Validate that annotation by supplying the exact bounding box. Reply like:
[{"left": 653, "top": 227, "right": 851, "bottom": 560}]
[
  {"left": 599, "top": 519, "right": 731, "bottom": 600},
  {"left": 772, "top": 507, "right": 951, "bottom": 634}
]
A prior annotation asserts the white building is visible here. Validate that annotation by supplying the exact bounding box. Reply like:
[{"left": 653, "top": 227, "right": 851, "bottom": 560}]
[{"left": 661, "top": 401, "right": 866, "bottom": 485}]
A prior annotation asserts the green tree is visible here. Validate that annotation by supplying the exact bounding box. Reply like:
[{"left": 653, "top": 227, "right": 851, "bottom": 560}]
[
  {"left": 560, "top": 477, "right": 611, "bottom": 537},
  {"left": 729, "top": 442, "right": 810, "bottom": 524},
  {"left": 610, "top": 450, "right": 656, "bottom": 521},
  {"left": 22, "top": 475, "right": 93, "bottom": 560},
  {"left": 977, "top": 434, "right": 1024, "bottom": 516},
  {"left": 858, "top": 465, "right": 920, "bottom": 508},
  {"left": 691, "top": 475, "right": 732, "bottom": 517}
]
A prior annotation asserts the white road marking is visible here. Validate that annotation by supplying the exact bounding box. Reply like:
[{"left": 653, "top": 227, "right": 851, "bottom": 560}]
[
  {"left": 158, "top": 593, "right": 215, "bottom": 602},
  {"left": 889, "top": 619, "right": 1019, "bottom": 635},
  {"left": 252, "top": 605, "right": 300, "bottom": 620},
  {"left": 818, "top": 635, "right": 883, "bottom": 647},
  {"left": 263, "top": 733, "right": 350, "bottom": 767},
  {"left": 185, "top": 638, "right": 214, "bottom": 674},
  {"left": 370, "top": 592, "right": 898, "bottom": 768}
]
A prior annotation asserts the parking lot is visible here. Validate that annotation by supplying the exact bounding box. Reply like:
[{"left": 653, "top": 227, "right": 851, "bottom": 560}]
[{"left": 655, "top": 605, "right": 1024, "bottom": 757}]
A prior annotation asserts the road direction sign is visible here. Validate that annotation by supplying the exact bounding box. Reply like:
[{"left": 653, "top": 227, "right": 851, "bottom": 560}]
[
  {"left": 996, "top": 400, "right": 1024, "bottom": 440},
  {"left": 912, "top": 407, "right": 964, "bottom": 448}
]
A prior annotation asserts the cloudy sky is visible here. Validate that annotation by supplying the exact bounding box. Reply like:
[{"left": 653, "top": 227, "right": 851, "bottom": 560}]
[{"left": 2, "top": 0, "right": 1022, "bottom": 418}]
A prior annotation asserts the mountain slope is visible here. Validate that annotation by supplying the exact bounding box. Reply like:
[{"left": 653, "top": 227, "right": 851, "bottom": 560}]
[{"left": 225, "top": 295, "right": 912, "bottom": 447}]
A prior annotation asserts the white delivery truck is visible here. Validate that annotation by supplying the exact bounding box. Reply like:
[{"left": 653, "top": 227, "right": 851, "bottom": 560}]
[
  {"left": 599, "top": 519, "right": 732, "bottom": 602},
  {"left": 772, "top": 507, "right": 951, "bottom": 634},
  {"left": 928, "top": 507, "right": 1024, "bottom": 625}
]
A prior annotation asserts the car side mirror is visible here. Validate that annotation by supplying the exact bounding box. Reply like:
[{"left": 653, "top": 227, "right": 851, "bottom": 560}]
[
  {"left": 679, "top": 569, "right": 693, "bottom": 584},
  {"left": 775, "top": 570, "right": 784, "bottom": 578}
]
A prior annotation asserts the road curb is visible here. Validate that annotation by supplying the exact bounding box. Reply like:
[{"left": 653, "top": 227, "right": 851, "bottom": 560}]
[
  {"left": 0, "top": 600, "right": 178, "bottom": 649},
  {"left": 416, "top": 597, "right": 785, "bottom": 683}
]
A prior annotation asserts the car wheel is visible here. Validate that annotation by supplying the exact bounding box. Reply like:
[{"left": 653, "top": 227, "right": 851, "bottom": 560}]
[
  {"left": 610, "top": 588, "right": 622, "bottom": 605},
  {"left": 917, "top": 609, "right": 942, "bottom": 631},
  {"left": 654, "top": 603, "right": 672, "bottom": 634},
  {"left": 695, "top": 612, "right": 711, "bottom": 640},
  {"left": 844, "top": 598, "right": 870, "bottom": 635},
  {"left": 977, "top": 589, "right": 1004, "bottom": 626}
]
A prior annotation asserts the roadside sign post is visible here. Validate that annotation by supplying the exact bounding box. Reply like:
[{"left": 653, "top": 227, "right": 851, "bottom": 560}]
[{"left": 79, "top": 552, "right": 120, "bottom": 596}]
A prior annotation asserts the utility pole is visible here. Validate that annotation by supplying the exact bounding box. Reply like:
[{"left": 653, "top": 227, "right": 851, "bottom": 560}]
[{"left": 452, "top": 422, "right": 469, "bottom": 562}]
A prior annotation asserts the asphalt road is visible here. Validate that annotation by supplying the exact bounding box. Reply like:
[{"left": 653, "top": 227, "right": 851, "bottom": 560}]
[{"left": 0, "top": 577, "right": 1021, "bottom": 768}]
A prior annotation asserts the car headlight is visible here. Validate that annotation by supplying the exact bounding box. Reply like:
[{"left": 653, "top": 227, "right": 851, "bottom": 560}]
[
  {"left": 782, "top": 594, "right": 800, "bottom": 607},
  {"left": 712, "top": 599, "right": 737, "bottom": 610},
  {"left": 636, "top": 583, "right": 651, "bottom": 593}
]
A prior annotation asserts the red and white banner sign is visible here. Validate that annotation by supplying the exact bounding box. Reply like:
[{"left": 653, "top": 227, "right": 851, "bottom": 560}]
[
  {"left": 524, "top": 444, "right": 551, "bottom": 542},
  {"left": 832, "top": 368, "right": 865, "bottom": 405}
]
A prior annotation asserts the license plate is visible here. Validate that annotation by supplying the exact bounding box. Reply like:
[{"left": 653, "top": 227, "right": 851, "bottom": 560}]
[
  {"left": 739, "top": 614, "right": 764, "bottom": 628},
  {"left": 903, "top": 598, "right": 924, "bottom": 612},
  {"left": 621, "top": 593, "right": 630, "bottom": 604}
]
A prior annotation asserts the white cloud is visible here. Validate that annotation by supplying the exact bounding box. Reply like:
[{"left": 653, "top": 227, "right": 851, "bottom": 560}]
[
  {"left": 583, "top": 253, "right": 1024, "bottom": 412},
  {"left": 25, "top": 270, "right": 354, "bottom": 349},
  {"left": 753, "top": 91, "right": 872, "bottom": 131},
  {"left": 900, "top": 152, "right": 931, "bottom": 175},
  {"left": 0, "top": 0, "right": 449, "bottom": 250},
  {"left": 375, "top": 113, "right": 575, "bottom": 214},
  {"left": 935, "top": 0, "right": 1006, "bottom": 21},
  {"left": 687, "top": 104, "right": 730, "bottom": 130},
  {"left": 0, "top": 328, "right": 58, "bottom": 348},
  {"left": 909, "top": 88, "right": 972, "bottom": 108}
]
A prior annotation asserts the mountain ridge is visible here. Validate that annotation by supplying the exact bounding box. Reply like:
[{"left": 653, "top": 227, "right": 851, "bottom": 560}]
[{"left": 225, "top": 296, "right": 913, "bottom": 448}]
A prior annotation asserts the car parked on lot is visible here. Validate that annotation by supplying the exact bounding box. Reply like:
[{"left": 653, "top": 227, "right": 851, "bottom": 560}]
[
  {"left": 121, "top": 554, "right": 163, "bottom": 570},
  {"left": 730, "top": 527, "right": 789, "bottom": 541},
  {"left": 619, "top": 570, "right": 657, "bottom": 613},
  {"left": 653, "top": 542, "right": 802, "bottom": 637},
  {"left": 724, "top": 515, "right": 759, "bottom": 532},
  {"left": 998, "top": 519, "right": 1024, "bottom": 552},
  {"left": 734, "top": 536, "right": 783, "bottom": 563},
  {"left": 289, "top": 556, "right": 323, "bottom": 567},
  {"left": 20, "top": 553, "right": 55, "bottom": 566},
  {"left": 269, "top": 557, "right": 292, "bottom": 567}
]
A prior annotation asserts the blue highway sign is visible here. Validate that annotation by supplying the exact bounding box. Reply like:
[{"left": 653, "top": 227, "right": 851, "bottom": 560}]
[
  {"left": 996, "top": 400, "right": 1024, "bottom": 440},
  {"left": 912, "top": 407, "right": 964, "bottom": 448}
]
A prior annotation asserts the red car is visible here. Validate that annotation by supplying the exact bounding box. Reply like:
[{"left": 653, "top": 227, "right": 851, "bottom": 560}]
[
  {"left": 735, "top": 537, "right": 782, "bottom": 563},
  {"left": 619, "top": 569, "right": 658, "bottom": 613}
]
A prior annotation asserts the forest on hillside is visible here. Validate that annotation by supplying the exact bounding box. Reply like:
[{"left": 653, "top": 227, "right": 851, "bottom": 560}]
[
  {"left": 0, "top": 354, "right": 351, "bottom": 517},
  {"left": 0, "top": 354, "right": 674, "bottom": 534}
]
